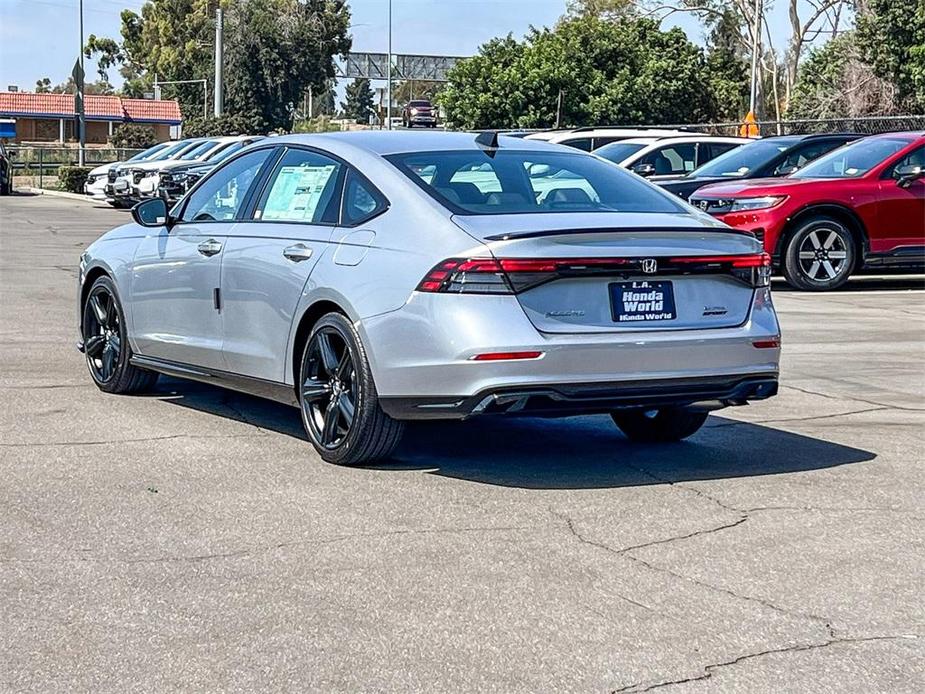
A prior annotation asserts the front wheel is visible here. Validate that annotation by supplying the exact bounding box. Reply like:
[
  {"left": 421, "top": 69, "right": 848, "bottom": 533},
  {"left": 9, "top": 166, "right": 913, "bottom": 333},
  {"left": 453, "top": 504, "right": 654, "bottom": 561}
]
[
  {"left": 298, "top": 313, "right": 404, "bottom": 466},
  {"left": 782, "top": 216, "right": 856, "bottom": 291},
  {"left": 611, "top": 407, "right": 708, "bottom": 443},
  {"left": 82, "top": 276, "right": 158, "bottom": 394}
]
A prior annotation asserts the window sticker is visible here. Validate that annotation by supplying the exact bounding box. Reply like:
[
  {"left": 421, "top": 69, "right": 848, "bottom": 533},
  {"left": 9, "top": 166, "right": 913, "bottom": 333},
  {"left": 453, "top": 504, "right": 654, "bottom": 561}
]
[{"left": 263, "top": 164, "right": 337, "bottom": 221}]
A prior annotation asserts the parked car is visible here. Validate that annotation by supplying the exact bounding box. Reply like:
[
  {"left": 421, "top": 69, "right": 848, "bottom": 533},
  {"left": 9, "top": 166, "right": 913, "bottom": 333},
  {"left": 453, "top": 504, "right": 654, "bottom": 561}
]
[
  {"left": 689, "top": 131, "right": 925, "bottom": 290},
  {"left": 77, "top": 131, "right": 780, "bottom": 466},
  {"left": 104, "top": 138, "right": 207, "bottom": 205},
  {"left": 84, "top": 142, "right": 172, "bottom": 202},
  {"left": 595, "top": 136, "right": 747, "bottom": 180},
  {"left": 0, "top": 140, "right": 11, "bottom": 196},
  {"left": 525, "top": 127, "right": 694, "bottom": 151},
  {"left": 401, "top": 100, "right": 438, "bottom": 128},
  {"left": 157, "top": 136, "right": 265, "bottom": 202},
  {"left": 657, "top": 133, "right": 861, "bottom": 201}
]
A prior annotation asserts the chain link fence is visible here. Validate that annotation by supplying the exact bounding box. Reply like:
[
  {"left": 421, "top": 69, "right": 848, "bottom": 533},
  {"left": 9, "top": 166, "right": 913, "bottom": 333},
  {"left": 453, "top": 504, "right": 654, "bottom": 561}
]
[
  {"left": 9, "top": 146, "right": 145, "bottom": 191},
  {"left": 664, "top": 114, "right": 925, "bottom": 137}
]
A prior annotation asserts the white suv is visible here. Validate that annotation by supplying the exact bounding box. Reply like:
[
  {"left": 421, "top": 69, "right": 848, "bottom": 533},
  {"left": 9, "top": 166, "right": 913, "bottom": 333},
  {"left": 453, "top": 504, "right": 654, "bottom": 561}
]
[
  {"left": 524, "top": 127, "right": 694, "bottom": 151},
  {"left": 594, "top": 136, "right": 749, "bottom": 180}
]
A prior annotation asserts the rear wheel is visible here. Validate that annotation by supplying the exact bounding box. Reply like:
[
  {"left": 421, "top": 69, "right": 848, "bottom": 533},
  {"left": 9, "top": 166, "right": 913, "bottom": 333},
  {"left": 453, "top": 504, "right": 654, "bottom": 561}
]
[
  {"left": 298, "top": 313, "right": 404, "bottom": 466},
  {"left": 782, "top": 216, "right": 856, "bottom": 291},
  {"left": 611, "top": 407, "right": 708, "bottom": 443},
  {"left": 82, "top": 276, "right": 158, "bottom": 394}
]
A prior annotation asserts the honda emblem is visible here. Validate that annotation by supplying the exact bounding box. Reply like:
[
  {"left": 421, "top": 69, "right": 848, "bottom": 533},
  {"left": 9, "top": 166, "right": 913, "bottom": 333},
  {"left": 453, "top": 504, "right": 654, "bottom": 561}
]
[
  {"left": 641, "top": 258, "right": 658, "bottom": 274},
  {"left": 699, "top": 200, "right": 709, "bottom": 211}
]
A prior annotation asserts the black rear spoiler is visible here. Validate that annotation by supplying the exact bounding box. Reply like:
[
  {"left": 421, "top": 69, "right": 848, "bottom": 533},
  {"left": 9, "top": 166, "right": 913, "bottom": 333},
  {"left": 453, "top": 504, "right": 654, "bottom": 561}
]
[{"left": 484, "top": 226, "right": 758, "bottom": 241}]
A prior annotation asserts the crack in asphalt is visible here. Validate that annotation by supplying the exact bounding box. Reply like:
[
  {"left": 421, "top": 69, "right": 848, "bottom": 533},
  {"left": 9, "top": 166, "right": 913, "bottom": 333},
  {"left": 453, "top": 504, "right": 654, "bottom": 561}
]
[
  {"left": 782, "top": 383, "right": 925, "bottom": 413},
  {"left": 0, "top": 432, "right": 269, "bottom": 448},
  {"left": 1, "top": 524, "right": 541, "bottom": 565},
  {"left": 707, "top": 406, "right": 891, "bottom": 428},
  {"left": 611, "top": 634, "right": 920, "bottom": 692}
]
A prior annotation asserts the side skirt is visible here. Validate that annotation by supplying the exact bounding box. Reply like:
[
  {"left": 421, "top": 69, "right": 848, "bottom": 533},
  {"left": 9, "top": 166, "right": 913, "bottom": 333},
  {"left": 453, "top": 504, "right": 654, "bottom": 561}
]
[{"left": 130, "top": 355, "right": 299, "bottom": 407}]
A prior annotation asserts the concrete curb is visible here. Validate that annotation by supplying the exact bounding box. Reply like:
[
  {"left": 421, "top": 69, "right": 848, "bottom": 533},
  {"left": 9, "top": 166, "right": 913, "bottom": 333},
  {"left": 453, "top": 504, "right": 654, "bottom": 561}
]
[{"left": 17, "top": 187, "right": 99, "bottom": 203}]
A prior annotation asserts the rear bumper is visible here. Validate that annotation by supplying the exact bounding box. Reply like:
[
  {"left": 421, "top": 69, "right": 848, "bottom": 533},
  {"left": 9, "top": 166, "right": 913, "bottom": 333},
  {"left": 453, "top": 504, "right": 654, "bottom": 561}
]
[
  {"left": 380, "top": 373, "right": 779, "bottom": 420},
  {"left": 360, "top": 287, "right": 781, "bottom": 419}
]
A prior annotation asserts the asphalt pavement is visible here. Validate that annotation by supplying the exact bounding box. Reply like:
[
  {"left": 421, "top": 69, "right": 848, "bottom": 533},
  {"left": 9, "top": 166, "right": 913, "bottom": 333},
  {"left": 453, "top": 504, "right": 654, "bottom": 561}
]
[{"left": 1, "top": 193, "right": 923, "bottom": 693}]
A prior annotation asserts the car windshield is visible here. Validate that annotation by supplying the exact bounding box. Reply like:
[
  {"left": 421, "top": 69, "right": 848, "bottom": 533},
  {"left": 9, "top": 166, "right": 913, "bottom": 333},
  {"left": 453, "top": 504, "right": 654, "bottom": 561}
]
[
  {"left": 409, "top": 101, "right": 431, "bottom": 107},
  {"left": 207, "top": 141, "right": 248, "bottom": 163},
  {"left": 690, "top": 137, "right": 802, "bottom": 178},
  {"left": 126, "top": 143, "right": 170, "bottom": 162},
  {"left": 594, "top": 142, "right": 647, "bottom": 164},
  {"left": 791, "top": 136, "right": 913, "bottom": 179},
  {"left": 386, "top": 149, "right": 687, "bottom": 215},
  {"left": 179, "top": 141, "right": 220, "bottom": 161},
  {"left": 148, "top": 141, "right": 199, "bottom": 161}
]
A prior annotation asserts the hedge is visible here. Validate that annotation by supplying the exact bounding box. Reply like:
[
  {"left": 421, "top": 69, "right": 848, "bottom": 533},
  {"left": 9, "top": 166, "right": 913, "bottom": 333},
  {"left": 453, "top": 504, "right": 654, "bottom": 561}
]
[{"left": 58, "top": 166, "right": 92, "bottom": 193}]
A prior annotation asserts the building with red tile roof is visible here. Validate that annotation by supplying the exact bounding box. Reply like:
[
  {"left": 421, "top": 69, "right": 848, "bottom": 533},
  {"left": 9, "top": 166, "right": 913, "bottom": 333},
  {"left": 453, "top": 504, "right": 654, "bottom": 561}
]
[{"left": 0, "top": 91, "right": 182, "bottom": 144}]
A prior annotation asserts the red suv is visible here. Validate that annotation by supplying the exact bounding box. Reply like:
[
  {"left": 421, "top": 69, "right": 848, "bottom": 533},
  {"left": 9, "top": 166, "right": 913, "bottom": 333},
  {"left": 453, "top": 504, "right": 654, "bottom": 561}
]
[{"left": 690, "top": 132, "right": 925, "bottom": 290}]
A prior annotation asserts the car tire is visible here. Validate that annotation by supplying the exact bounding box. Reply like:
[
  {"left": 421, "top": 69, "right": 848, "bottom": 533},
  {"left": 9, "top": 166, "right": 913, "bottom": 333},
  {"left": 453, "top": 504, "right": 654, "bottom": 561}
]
[
  {"left": 782, "top": 216, "right": 856, "bottom": 291},
  {"left": 611, "top": 407, "right": 708, "bottom": 443},
  {"left": 298, "top": 312, "right": 404, "bottom": 466},
  {"left": 82, "top": 276, "right": 158, "bottom": 394}
]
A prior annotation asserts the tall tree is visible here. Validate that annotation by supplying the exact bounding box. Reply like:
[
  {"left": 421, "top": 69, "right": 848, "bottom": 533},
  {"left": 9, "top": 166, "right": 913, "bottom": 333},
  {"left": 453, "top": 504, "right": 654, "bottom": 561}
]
[
  {"left": 341, "top": 78, "right": 375, "bottom": 124},
  {"left": 705, "top": 9, "right": 750, "bottom": 120},
  {"left": 440, "top": 16, "right": 719, "bottom": 129},
  {"left": 856, "top": 0, "right": 925, "bottom": 112},
  {"left": 223, "top": 0, "right": 351, "bottom": 131}
]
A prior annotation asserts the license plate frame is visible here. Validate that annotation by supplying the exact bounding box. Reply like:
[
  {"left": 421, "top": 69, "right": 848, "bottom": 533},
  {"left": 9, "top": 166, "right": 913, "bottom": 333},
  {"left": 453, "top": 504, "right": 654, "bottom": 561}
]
[{"left": 610, "top": 280, "right": 677, "bottom": 323}]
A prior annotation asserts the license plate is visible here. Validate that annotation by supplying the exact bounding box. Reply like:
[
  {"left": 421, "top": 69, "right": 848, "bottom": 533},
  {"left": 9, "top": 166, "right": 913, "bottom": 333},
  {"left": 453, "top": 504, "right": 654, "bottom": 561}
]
[{"left": 610, "top": 280, "right": 676, "bottom": 323}]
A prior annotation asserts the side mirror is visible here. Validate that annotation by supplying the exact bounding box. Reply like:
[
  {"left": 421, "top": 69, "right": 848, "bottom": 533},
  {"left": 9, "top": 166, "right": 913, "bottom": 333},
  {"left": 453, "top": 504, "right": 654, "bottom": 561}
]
[
  {"left": 132, "top": 197, "right": 170, "bottom": 227},
  {"left": 632, "top": 163, "right": 656, "bottom": 177},
  {"left": 895, "top": 164, "right": 924, "bottom": 188},
  {"left": 528, "top": 163, "right": 551, "bottom": 177}
]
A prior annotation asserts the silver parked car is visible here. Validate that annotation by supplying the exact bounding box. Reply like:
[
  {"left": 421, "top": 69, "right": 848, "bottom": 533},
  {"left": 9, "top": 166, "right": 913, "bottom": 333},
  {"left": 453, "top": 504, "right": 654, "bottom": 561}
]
[{"left": 77, "top": 131, "right": 781, "bottom": 465}]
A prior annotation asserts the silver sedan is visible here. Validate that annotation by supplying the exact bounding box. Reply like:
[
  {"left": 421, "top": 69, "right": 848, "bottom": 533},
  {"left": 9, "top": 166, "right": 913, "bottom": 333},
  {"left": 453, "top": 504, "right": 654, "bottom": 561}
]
[{"left": 77, "top": 131, "right": 781, "bottom": 465}]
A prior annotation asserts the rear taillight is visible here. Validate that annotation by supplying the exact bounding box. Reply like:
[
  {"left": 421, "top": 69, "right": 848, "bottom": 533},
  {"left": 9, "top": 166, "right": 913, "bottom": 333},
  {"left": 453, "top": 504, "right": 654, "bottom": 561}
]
[{"left": 417, "top": 252, "right": 772, "bottom": 294}]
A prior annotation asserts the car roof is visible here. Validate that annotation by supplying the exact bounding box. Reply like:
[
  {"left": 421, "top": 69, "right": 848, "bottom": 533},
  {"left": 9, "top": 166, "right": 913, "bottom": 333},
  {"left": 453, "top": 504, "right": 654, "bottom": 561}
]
[
  {"left": 266, "top": 130, "right": 569, "bottom": 156},
  {"left": 614, "top": 135, "right": 747, "bottom": 146}
]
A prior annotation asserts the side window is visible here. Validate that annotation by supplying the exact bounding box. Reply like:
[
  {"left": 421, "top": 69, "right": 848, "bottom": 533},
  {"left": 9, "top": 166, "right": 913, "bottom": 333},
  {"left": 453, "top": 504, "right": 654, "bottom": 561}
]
[
  {"left": 701, "top": 142, "right": 739, "bottom": 166},
  {"left": 641, "top": 143, "right": 697, "bottom": 175},
  {"left": 342, "top": 169, "right": 388, "bottom": 225},
  {"left": 560, "top": 137, "right": 593, "bottom": 152},
  {"left": 180, "top": 148, "right": 273, "bottom": 222},
  {"left": 255, "top": 149, "right": 342, "bottom": 224},
  {"left": 890, "top": 146, "right": 925, "bottom": 178},
  {"left": 774, "top": 141, "right": 840, "bottom": 175}
]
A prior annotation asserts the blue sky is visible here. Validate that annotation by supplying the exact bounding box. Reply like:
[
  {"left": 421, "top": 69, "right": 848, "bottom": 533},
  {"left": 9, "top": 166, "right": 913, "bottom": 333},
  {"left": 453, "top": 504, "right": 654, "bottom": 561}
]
[{"left": 0, "top": 0, "right": 819, "bottom": 93}]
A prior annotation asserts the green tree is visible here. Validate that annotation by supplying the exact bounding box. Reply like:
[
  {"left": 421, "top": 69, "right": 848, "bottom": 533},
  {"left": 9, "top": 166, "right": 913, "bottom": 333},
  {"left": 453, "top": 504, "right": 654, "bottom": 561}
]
[
  {"left": 856, "top": 0, "right": 925, "bottom": 111},
  {"left": 705, "top": 10, "right": 749, "bottom": 121},
  {"left": 440, "top": 16, "right": 719, "bottom": 129},
  {"left": 223, "top": 0, "right": 352, "bottom": 131},
  {"left": 788, "top": 32, "right": 900, "bottom": 119},
  {"left": 182, "top": 112, "right": 265, "bottom": 137},
  {"left": 110, "top": 125, "right": 158, "bottom": 149},
  {"left": 341, "top": 78, "right": 375, "bottom": 124}
]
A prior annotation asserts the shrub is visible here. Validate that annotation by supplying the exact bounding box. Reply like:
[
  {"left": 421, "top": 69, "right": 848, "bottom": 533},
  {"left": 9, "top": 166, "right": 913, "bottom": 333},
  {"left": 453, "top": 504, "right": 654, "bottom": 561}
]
[
  {"left": 182, "top": 113, "right": 265, "bottom": 137},
  {"left": 110, "top": 125, "right": 157, "bottom": 149},
  {"left": 58, "top": 166, "right": 92, "bottom": 193}
]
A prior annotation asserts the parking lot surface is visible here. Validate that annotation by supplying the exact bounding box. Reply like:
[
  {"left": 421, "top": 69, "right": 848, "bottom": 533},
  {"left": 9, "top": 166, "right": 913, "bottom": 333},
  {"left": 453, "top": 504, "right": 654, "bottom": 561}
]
[{"left": 1, "top": 193, "right": 923, "bottom": 692}]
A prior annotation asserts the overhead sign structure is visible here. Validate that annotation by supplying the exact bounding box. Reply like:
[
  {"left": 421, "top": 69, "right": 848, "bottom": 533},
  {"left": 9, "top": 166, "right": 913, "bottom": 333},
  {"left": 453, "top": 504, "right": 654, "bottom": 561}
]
[{"left": 336, "top": 52, "right": 466, "bottom": 82}]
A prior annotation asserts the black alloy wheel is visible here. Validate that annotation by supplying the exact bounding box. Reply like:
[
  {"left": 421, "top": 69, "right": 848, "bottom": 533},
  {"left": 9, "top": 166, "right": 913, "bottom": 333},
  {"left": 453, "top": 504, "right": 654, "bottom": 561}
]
[
  {"left": 301, "top": 327, "right": 358, "bottom": 450},
  {"left": 298, "top": 313, "right": 404, "bottom": 466},
  {"left": 82, "top": 276, "right": 157, "bottom": 393}
]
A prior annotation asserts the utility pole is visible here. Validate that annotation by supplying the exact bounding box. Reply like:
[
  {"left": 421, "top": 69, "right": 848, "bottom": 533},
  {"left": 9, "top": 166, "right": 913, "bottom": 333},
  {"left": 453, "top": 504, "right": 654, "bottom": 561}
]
[
  {"left": 748, "top": 0, "right": 761, "bottom": 116},
  {"left": 386, "top": 0, "right": 392, "bottom": 130},
  {"left": 214, "top": 7, "right": 223, "bottom": 116},
  {"left": 78, "top": 0, "right": 86, "bottom": 166},
  {"left": 308, "top": 85, "right": 314, "bottom": 119}
]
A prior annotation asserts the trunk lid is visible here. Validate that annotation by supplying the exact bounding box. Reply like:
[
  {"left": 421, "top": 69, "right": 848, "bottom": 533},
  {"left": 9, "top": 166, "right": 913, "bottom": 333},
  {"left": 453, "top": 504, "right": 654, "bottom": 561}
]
[{"left": 451, "top": 213, "right": 763, "bottom": 334}]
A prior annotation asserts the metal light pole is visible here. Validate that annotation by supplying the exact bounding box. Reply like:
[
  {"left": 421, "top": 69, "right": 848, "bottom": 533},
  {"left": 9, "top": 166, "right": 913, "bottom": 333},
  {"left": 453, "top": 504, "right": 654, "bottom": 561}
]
[
  {"left": 214, "top": 7, "right": 223, "bottom": 116},
  {"left": 748, "top": 0, "right": 761, "bottom": 115},
  {"left": 386, "top": 0, "right": 392, "bottom": 130},
  {"left": 78, "top": 0, "right": 86, "bottom": 166}
]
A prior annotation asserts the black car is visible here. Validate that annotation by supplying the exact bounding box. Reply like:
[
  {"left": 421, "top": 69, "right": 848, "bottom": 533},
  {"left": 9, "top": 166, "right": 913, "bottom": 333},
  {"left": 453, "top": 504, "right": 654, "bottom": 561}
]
[
  {"left": 0, "top": 140, "right": 12, "bottom": 196},
  {"left": 657, "top": 133, "right": 861, "bottom": 201}
]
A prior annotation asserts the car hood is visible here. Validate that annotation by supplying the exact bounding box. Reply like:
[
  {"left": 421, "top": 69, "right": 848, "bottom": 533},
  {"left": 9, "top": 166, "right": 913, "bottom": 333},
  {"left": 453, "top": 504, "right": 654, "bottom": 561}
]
[
  {"left": 89, "top": 162, "right": 116, "bottom": 175},
  {"left": 693, "top": 177, "right": 827, "bottom": 197},
  {"left": 163, "top": 161, "right": 216, "bottom": 175}
]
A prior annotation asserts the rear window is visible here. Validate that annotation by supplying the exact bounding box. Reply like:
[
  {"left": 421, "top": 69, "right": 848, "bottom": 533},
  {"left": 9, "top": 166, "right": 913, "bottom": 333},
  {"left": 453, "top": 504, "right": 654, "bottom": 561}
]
[{"left": 386, "top": 149, "right": 687, "bottom": 215}]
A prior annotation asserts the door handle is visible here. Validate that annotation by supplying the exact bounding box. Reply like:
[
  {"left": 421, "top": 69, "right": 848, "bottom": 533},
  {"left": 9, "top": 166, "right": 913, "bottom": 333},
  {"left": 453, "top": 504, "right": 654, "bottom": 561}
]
[
  {"left": 197, "top": 239, "right": 223, "bottom": 257},
  {"left": 283, "top": 243, "right": 313, "bottom": 262}
]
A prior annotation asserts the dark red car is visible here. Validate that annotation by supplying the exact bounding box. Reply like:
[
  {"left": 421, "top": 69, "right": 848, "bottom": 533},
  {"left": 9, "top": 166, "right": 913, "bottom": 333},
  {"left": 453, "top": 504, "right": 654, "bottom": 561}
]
[{"left": 690, "top": 132, "right": 925, "bottom": 290}]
